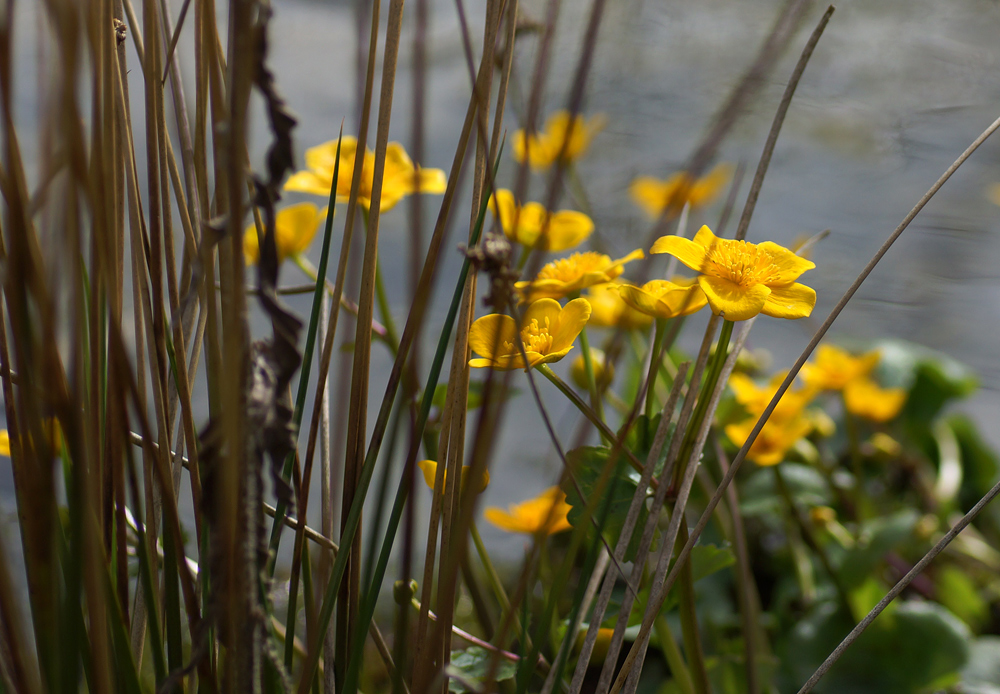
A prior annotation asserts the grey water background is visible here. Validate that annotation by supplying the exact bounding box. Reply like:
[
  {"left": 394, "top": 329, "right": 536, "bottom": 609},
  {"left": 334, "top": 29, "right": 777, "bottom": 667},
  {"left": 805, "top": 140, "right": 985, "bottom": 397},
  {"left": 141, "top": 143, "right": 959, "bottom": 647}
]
[{"left": 2, "top": 0, "right": 1000, "bottom": 590}]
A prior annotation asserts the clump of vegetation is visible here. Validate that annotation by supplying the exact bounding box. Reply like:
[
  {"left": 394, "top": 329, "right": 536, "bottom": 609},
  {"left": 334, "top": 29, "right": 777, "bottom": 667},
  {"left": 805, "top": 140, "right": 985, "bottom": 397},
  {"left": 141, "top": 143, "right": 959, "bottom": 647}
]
[{"left": 1, "top": 1, "right": 1000, "bottom": 693}]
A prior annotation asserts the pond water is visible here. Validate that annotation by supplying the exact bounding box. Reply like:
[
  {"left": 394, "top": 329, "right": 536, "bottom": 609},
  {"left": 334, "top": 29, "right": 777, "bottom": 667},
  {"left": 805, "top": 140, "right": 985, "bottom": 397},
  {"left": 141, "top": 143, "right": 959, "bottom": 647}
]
[{"left": 3, "top": 0, "right": 1000, "bottom": 570}]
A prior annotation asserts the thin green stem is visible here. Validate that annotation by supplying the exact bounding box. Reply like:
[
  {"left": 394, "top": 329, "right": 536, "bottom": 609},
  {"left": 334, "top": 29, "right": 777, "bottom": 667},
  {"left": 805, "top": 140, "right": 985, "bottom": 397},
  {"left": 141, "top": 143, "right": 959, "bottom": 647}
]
[
  {"left": 677, "top": 520, "right": 712, "bottom": 694},
  {"left": 654, "top": 615, "right": 696, "bottom": 694},
  {"left": 645, "top": 319, "right": 666, "bottom": 418},
  {"left": 469, "top": 521, "right": 529, "bottom": 651}
]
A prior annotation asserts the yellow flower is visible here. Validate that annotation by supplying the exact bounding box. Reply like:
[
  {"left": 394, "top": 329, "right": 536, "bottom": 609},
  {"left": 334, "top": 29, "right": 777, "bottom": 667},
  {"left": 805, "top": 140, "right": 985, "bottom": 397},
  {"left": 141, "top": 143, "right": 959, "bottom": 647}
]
[
  {"left": 417, "top": 459, "right": 490, "bottom": 495},
  {"left": 801, "top": 344, "right": 880, "bottom": 391},
  {"left": 728, "top": 372, "right": 817, "bottom": 421},
  {"left": 512, "top": 111, "right": 607, "bottom": 170},
  {"left": 843, "top": 378, "right": 907, "bottom": 423},
  {"left": 617, "top": 277, "right": 708, "bottom": 320},
  {"left": 725, "top": 413, "right": 813, "bottom": 466},
  {"left": 584, "top": 282, "right": 653, "bottom": 331},
  {"left": 483, "top": 486, "right": 573, "bottom": 535},
  {"left": 515, "top": 250, "right": 644, "bottom": 303},
  {"left": 243, "top": 203, "right": 327, "bottom": 265},
  {"left": 0, "top": 430, "right": 8, "bottom": 457},
  {"left": 570, "top": 348, "right": 614, "bottom": 390},
  {"left": 489, "top": 189, "right": 593, "bottom": 251},
  {"left": 0, "top": 420, "right": 62, "bottom": 457},
  {"left": 989, "top": 183, "right": 1000, "bottom": 207},
  {"left": 651, "top": 225, "right": 816, "bottom": 321},
  {"left": 574, "top": 627, "right": 616, "bottom": 664},
  {"left": 468, "top": 298, "right": 592, "bottom": 371},
  {"left": 284, "top": 136, "right": 447, "bottom": 211},
  {"left": 629, "top": 164, "right": 732, "bottom": 218}
]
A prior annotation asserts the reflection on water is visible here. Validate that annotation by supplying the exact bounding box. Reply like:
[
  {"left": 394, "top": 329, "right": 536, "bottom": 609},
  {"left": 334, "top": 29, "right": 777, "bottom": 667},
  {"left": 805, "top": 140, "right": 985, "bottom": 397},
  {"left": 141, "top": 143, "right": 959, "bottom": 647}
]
[{"left": 2, "top": 0, "right": 1000, "bottom": 563}]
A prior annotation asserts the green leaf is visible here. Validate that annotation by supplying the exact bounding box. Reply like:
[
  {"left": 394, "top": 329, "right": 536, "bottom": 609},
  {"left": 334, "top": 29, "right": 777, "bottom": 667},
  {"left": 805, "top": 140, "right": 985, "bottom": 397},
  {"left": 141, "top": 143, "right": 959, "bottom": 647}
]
[
  {"left": 447, "top": 647, "right": 517, "bottom": 693},
  {"left": 739, "top": 463, "right": 831, "bottom": 518},
  {"left": 833, "top": 509, "right": 919, "bottom": 591},
  {"left": 660, "top": 544, "right": 736, "bottom": 612},
  {"left": 948, "top": 415, "right": 1000, "bottom": 512},
  {"left": 937, "top": 565, "right": 989, "bottom": 632},
  {"left": 563, "top": 446, "right": 648, "bottom": 562},
  {"left": 778, "top": 601, "right": 969, "bottom": 693}
]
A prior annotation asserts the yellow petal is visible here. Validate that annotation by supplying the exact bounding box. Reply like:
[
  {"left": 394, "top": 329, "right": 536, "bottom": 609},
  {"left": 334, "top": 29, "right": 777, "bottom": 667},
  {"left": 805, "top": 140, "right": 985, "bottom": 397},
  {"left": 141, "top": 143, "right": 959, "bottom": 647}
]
[
  {"left": 521, "top": 297, "right": 563, "bottom": 330},
  {"left": 284, "top": 170, "right": 334, "bottom": 196},
  {"left": 618, "top": 283, "right": 667, "bottom": 319},
  {"left": 630, "top": 176, "right": 677, "bottom": 219},
  {"left": 515, "top": 202, "right": 549, "bottom": 246},
  {"left": 512, "top": 129, "right": 555, "bottom": 169},
  {"left": 757, "top": 242, "right": 816, "bottom": 284},
  {"left": 689, "top": 164, "right": 732, "bottom": 207},
  {"left": 490, "top": 189, "right": 518, "bottom": 236},
  {"left": 468, "top": 313, "right": 518, "bottom": 362},
  {"left": 418, "top": 459, "right": 441, "bottom": 492},
  {"left": 483, "top": 487, "right": 572, "bottom": 534},
  {"left": 304, "top": 137, "right": 358, "bottom": 173},
  {"left": 692, "top": 224, "right": 719, "bottom": 250},
  {"left": 0, "top": 430, "right": 9, "bottom": 457},
  {"left": 844, "top": 378, "right": 907, "bottom": 422},
  {"left": 698, "top": 275, "right": 770, "bottom": 321},
  {"left": 276, "top": 203, "right": 323, "bottom": 259},
  {"left": 761, "top": 283, "right": 816, "bottom": 319},
  {"left": 243, "top": 224, "right": 262, "bottom": 266},
  {"left": 543, "top": 210, "right": 594, "bottom": 251},
  {"left": 551, "top": 298, "right": 592, "bottom": 353},
  {"left": 415, "top": 167, "right": 447, "bottom": 194},
  {"left": 656, "top": 281, "right": 709, "bottom": 317},
  {"left": 649, "top": 234, "right": 708, "bottom": 271}
]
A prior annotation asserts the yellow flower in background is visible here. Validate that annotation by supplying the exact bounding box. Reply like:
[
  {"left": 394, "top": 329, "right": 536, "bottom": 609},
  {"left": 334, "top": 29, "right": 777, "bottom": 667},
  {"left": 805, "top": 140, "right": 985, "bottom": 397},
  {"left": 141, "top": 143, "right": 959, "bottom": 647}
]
[
  {"left": 489, "top": 190, "right": 594, "bottom": 251},
  {"left": 0, "top": 430, "right": 9, "bottom": 457},
  {"left": 417, "top": 459, "right": 490, "bottom": 495},
  {"left": 843, "top": 378, "right": 907, "bottom": 422},
  {"left": 284, "top": 136, "right": 447, "bottom": 211},
  {"left": 989, "top": 183, "right": 1000, "bottom": 207},
  {"left": 629, "top": 164, "right": 732, "bottom": 218},
  {"left": 801, "top": 344, "right": 880, "bottom": 392},
  {"left": 516, "top": 250, "right": 644, "bottom": 303},
  {"left": 585, "top": 281, "right": 653, "bottom": 331},
  {"left": 574, "top": 627, "right": 616, "bottom": 664},
  {"left": 728, "top": 372, "right": 817, "bottom": 422},
  {"left": 512, "top": 111, "right": 607, "bottom": 170},
  {"left": 0, "top": 419, "right": 63, "bottom": 457},
  {"left": 570, "top": 348, "right": 614, "bottom": 391},
  {"left": 484, "top": 486, "right": 573, "bottom": 535},
  {"left": 243, "top": 203, "right": 327, "bottom": 265},
  {"left": 617, "top": 277, "right": 708, "bottom": 320},
  {"left": 468, "top": 298, "right": 592, "bottom": 371},
  {"left": 651, "top": 225, "right": 815, "bottom": 321},
  {"left": 725, "top": 412, "right": 814, "bottom": 466}
]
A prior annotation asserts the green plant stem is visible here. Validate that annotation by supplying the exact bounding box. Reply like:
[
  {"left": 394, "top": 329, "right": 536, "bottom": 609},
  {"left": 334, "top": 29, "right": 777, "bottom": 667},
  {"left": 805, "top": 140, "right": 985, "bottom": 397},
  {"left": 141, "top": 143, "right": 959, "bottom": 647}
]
[
  {"left": 578, "top": 325, "right": 606, "bottom": 430},
  {"left": 673, "top": 319, "right": 734, "bottom": 489},
  {"left": 677, "top": 520, "right": 712, "bottom": 694},
  {"left": 645, "top": 319, "right": 666, "bottom": 418},
  {"left": 654, "top": 615, "right": 697, "bottom": 694},
  {"left": 469, "top": 521, "right": 529, "bottom": 651}
]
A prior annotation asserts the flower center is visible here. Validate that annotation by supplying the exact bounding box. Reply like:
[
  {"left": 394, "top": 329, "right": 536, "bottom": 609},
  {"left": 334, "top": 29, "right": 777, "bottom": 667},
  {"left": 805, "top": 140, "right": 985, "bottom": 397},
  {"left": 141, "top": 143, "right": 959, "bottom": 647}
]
[
  {"left": 705, "top": 240, "right": 779, "bottom": 288},
  {"left": 502, "top": 317, "right": 554, "bottom": 355},
  {"left": 537, "top": 252, "right": 607, "bottom": 283}
]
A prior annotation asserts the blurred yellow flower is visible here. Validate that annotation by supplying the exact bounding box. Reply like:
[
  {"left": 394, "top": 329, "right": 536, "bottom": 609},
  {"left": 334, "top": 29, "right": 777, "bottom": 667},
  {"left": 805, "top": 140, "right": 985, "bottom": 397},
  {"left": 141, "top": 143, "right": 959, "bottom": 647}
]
[
  {"left": 585, "top": 282, "right": 653, "bottom": 330},
  {"left": 843, "top": 378, "right": 907, "bottom": 423},
  {"left": 513, "top": 111, "right": 606, "bottom": 170},
  {"left": 989, "top": 182, "right": 1000, "bottom": 207},
  {"left": 801, "top": 344, "right": 879, "bottom": 392},
  {"left": 417, "top": 459, "right": 490, "bottom": 495},
  {"left": 0, "top": 419, "right": 62, "bottom": 457},
  {"left": 570, "top": 348, "right": 614, "bottom": 391},
  {"left": 483, "top": 486, "right": 573, "bottom": 535},
  {"left": 617, "top": 277, "right": 708, "bottom": 320},
  {"left": 516, "top": 250, "right": 644, "bottom": 303},
  {"left": 243, "top": 203, "right": 327, "bottom": 265},
  {"left": 574, "top": 627, "right": 616, "bottom": 664},
  {"left": 468, "top": 298, "right": 592, "bottom": 371},
  {"left": 651, "top": 225, "right": 815, "bottom": 321},
  {"left": 284, "top": 136, "right": 446, "bottom": 211},
  {"left": 629, "top": 164, "right": 731, "bottom": 218},
  {"left": 0, "top": 430, "right": 8, "bottom": 457},
  {"left": 725, "top": 412, "right": 813, "bottom": 467},
  {"left": 489, "top": 189, "right": 593, "bottom": 251},
  {"left": 728, "top": 372, "right": 817, "bottom": 422}
]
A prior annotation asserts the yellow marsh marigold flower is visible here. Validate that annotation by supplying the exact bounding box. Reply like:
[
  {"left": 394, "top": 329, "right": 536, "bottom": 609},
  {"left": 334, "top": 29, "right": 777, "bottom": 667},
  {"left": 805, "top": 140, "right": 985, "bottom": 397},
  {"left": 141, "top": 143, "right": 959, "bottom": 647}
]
[
  {"left": 651, "top": 225, "right": 816, "bottom": 321},
  {"left": 725, "top": 413, "right": 813, "bottom": 467},
  {"left": 801, "top": 344, "right": 880, "bottom": 392},
  {"left": 513, "top": 111, "right": 607, "bottom": 170},
  {"left": 728, "top": 372, "right": 817, "bottom": 422},
  {"left": 630, "top": 164, "right": 732, "bottom": 218},
  {"left": 417, "top": 459, "right": 490, "bottom": 495},
  {"left": 570, "top": 348, "right": 614, "bottom": 391},
  {"left": 468, "top": 298, "right": 592, "bottom": 371},
  {"left": 574, "top": 628, "right": 616, "bottom": 665},
  {"left": 618, "top": 277, "right": 708, "bottom": 320},
  {"left": 489, "top": 189, "right": 593, "bottom": 251},
  {"left": 585, "top": 281, "right": 653, "bottom": 331},
  {"left": 515, "top": 250, "right": 644, "bottom": 303},
  {"left": 843, "top": 378, "right": 907, "bottom": 422},
  {"left": 243, "top": 203, "right": 327, "bottom": 265},
  {"left": 484, "top": 486, "right": 573, "bottom": 535},
  {"left": 284, "top": 136, "right": 447, "bottom": 211}
]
